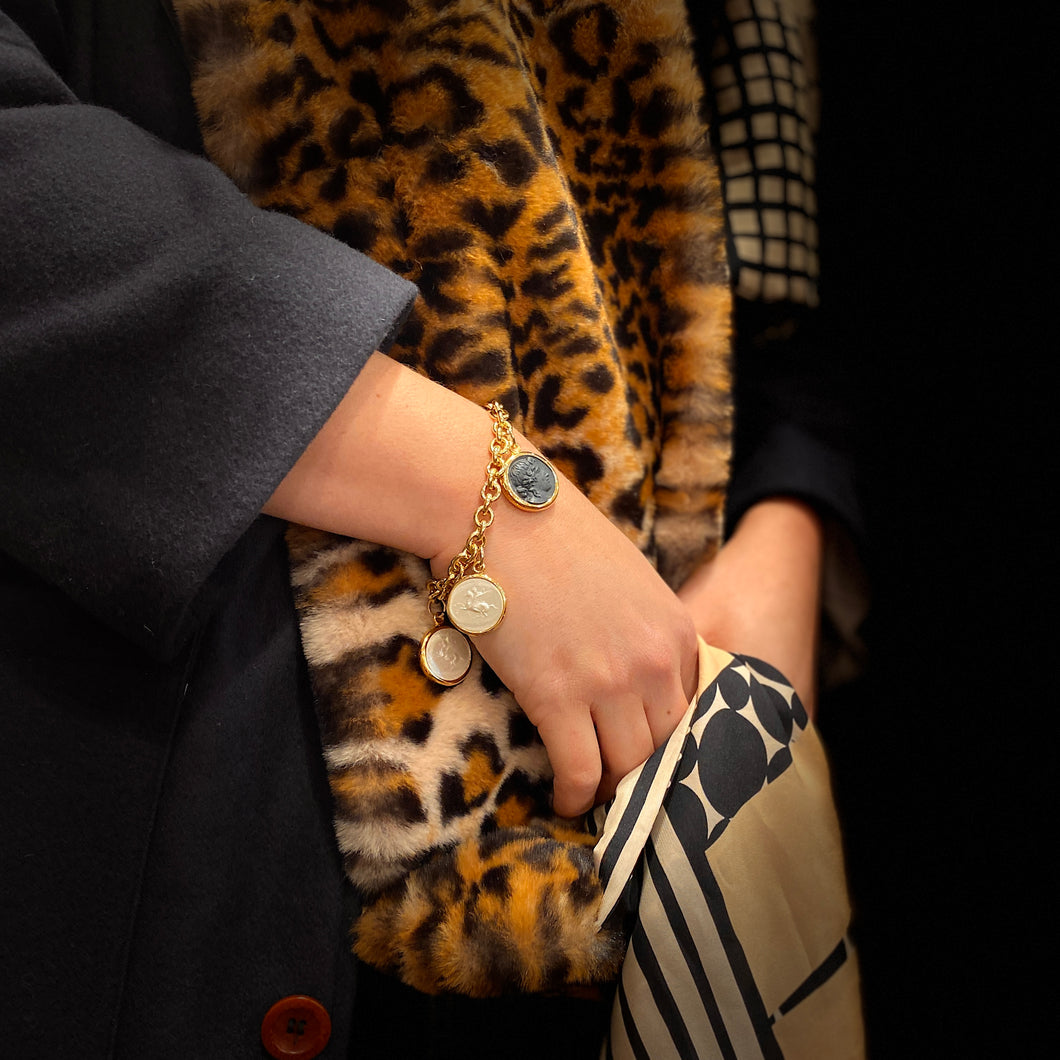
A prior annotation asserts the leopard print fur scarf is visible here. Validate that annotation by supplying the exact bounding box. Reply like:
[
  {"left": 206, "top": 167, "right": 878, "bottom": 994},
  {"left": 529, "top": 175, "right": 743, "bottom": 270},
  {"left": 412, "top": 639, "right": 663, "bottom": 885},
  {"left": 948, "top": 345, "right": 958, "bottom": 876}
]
[{"left": 173, "top": 0, "right": 732, "bottom": 996}]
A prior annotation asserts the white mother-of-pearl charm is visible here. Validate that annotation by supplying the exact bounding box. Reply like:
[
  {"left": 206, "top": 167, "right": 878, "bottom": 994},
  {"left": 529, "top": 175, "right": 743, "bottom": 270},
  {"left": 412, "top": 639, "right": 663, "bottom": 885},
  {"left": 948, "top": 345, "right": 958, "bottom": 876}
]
[
  {"left": 446, "top": 574, "right": 507, "bottom": 635},
  {"left": 420, "top": 625, "right": 473, "bottom": 685}
]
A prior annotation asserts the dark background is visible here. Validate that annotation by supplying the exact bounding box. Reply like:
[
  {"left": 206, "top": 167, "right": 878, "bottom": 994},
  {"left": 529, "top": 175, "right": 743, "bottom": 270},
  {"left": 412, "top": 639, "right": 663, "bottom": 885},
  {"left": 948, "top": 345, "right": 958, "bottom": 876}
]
[{"left": 814, "top": 3, "right": 1048, "bottom": 1054}]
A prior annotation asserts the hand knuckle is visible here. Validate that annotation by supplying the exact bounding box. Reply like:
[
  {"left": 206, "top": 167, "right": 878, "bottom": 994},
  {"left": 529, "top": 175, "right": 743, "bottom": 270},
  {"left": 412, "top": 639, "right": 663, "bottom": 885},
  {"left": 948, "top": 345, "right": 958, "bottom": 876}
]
[{"left": 639, "top": 625, "right": 678, "bottom": 678}]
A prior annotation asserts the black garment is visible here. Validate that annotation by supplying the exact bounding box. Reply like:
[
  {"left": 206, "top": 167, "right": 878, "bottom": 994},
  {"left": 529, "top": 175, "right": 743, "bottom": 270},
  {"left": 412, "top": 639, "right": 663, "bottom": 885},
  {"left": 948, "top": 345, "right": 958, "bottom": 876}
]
[
  {"left": 685, "top": 0, "right": 864, "bottom": 548},
  {"left": 725, "top": 301, "right": 863, "bottom": 543},
  {"left": 0, "top": 2, "right": 416, "bottom": 1056}
]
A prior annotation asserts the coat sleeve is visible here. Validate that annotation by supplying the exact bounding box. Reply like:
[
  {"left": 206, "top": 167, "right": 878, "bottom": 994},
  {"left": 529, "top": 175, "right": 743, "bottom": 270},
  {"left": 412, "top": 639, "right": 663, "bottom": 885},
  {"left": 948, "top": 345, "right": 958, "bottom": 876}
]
[
  {"left": 0, "top": 11, "right": 418, "bottom": 658},
  {"left": 687, "top": 0, "right": 868, "bottom": 682},
  {"left": 684, "top": 0, "right": 864, "bottom": 547},
  {"left": 724, "top": 302, "right": 864, "bottom": 546}
]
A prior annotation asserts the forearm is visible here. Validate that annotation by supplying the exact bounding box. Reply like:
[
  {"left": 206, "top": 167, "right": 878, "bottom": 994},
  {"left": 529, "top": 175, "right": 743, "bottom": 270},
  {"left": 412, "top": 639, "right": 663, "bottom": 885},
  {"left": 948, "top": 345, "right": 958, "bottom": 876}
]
[
  {"left": 264, "top": 353, "right": 564, "bottom": 582},
  {"left": 264, "top": 353, "right": 486, "bottom": 562},
  {"left": 265, "top": 353, "right": 699, "bottom": 815}
]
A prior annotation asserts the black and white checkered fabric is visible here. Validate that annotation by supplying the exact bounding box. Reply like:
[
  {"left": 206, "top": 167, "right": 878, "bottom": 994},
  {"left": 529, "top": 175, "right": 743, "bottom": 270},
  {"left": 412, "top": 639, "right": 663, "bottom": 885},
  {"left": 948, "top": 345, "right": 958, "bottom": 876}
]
[{"left": 702, "top": 0, "right": 820, "bottom": 306}]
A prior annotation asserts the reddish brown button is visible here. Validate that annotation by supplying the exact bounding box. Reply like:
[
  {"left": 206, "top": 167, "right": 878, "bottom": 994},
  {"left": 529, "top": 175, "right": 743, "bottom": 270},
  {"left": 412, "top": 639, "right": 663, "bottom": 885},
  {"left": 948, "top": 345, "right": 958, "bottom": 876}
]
[{"left": 261, "top": 995, "right": 331, "bottom": 1059}]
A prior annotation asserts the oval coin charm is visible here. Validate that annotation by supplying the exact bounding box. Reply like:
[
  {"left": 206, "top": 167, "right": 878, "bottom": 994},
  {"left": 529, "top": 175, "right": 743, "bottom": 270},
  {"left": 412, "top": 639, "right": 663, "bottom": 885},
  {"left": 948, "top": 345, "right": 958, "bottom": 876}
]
[
  {"left": 501, "top": 452, "right": 558, "bottom": 511},
  {"left": 420, "top": 625, "right": 473, "bottom": 685},
  {"left": 446, "top": 574, "right": 507, "bottom": 635}
]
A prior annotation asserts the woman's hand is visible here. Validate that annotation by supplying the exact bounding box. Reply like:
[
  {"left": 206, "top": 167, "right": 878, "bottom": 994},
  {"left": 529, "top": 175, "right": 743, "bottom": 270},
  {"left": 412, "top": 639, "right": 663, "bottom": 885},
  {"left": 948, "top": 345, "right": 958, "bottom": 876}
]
[
  {"left": 266, "top": 353, "right": 699, "bottom": 818},
  {"left": 677, "top": 497, "right": 823, "bottom": 716},
  {"left": 449, "top": 466, "right": 699, "bottom": 817}
]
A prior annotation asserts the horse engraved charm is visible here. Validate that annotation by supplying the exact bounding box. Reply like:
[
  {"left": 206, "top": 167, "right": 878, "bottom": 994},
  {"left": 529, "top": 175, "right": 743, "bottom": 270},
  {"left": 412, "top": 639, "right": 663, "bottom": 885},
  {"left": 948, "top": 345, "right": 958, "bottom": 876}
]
[
  {"left": 446, "top": 574, "right": 507, "bottom": 635},
  {"left": 501, "top": 452, "right": 558, "bottom": 511},
  {"left": 420, "top": 625, "right": 473, "bottom": 685}
]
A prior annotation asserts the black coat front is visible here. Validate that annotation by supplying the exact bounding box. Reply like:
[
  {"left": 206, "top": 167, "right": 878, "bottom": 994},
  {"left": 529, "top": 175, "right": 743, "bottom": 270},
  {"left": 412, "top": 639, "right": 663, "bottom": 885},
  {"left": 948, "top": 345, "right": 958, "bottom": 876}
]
[{"left": 0, "top": 1, "right": 416, "bottom": 1055}]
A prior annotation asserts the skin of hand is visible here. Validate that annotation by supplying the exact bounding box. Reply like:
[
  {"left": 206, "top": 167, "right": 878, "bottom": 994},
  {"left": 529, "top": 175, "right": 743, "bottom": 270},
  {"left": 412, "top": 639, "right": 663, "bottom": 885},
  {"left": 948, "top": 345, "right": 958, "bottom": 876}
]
[
  {"left": 265, "top": 353, "right": 698, "bottom": 817},
  {"left": 676, "top": 497, "right": 824, "bottom": 717},
  {"left": 461, "top": 472, "right": 699, "bottom": 815}
]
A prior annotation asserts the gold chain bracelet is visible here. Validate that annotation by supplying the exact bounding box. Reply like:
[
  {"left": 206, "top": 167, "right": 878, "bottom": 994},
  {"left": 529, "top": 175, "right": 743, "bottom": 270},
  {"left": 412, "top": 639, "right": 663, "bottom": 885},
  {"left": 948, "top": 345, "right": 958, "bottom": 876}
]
[{"left": 419, "top": 401, "right": 559, "bottom": 686}]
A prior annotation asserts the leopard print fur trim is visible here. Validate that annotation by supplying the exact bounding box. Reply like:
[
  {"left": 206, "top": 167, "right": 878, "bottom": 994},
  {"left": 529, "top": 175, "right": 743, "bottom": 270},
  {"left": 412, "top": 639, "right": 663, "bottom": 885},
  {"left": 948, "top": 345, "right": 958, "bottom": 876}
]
[{"left": 173, "top": 0, "right": 731, "bottom": 996}]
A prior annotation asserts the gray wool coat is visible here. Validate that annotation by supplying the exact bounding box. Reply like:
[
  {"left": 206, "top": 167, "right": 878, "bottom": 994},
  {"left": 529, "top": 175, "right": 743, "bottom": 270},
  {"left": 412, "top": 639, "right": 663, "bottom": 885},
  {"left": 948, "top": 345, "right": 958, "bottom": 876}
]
[{"left": 0, "top": 1, "right": 416, "bottom": 1055}]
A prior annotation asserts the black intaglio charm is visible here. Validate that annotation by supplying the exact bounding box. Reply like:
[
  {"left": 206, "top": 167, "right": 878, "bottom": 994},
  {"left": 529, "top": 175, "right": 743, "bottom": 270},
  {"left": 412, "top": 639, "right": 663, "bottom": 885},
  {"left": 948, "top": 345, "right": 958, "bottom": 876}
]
[{"left": 501, "top": 452, "right": 558, "bottom": 511}]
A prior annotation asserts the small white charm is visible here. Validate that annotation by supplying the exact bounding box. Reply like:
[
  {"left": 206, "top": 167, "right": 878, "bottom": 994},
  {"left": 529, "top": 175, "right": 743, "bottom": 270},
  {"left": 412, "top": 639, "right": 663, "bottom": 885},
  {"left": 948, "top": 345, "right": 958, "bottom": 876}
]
[
  {"left": 446, "top": 574, "right": 507, "bottom": 635},
  {"left": 420, "top": 625, "right": 473, "bottom": 685}
]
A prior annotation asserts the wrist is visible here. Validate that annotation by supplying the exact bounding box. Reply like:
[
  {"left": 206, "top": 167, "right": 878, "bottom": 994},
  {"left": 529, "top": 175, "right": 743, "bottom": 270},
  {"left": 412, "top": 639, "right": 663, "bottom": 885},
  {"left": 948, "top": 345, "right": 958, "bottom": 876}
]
[
  {"left": 428, "top": 419, "right": 556, "bottom": 577},
  {"left": 422, "top": 403, "right": 560, "bottom": 684},
  {"left": 424, "top": 404, "right": 500, "bottom": 573},
  {"left": 732, "top": 496, "right": 824, "bottom": 556}
]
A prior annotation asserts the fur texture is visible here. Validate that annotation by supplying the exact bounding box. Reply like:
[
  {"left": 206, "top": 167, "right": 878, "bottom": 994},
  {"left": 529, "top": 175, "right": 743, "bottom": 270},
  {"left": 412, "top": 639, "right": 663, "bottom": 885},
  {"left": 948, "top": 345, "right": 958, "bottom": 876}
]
[{"left": 173, "top": 0, "right": 731, "bottom": 996}]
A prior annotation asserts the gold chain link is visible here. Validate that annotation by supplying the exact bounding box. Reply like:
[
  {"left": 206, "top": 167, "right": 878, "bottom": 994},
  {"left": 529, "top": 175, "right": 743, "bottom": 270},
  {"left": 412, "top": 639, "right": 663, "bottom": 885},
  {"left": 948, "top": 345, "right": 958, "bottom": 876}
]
[{"left": 426, "top": 402, "right": 516, "bottom": 623}]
